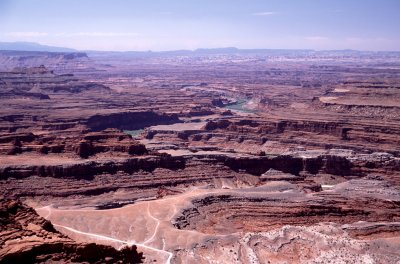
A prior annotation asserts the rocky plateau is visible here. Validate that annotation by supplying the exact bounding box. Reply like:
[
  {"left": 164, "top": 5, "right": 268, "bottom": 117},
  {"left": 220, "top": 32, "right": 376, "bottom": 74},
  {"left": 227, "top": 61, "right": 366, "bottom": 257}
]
[{"left": 0, "top": 49, "right": 399, "bottom": 263}]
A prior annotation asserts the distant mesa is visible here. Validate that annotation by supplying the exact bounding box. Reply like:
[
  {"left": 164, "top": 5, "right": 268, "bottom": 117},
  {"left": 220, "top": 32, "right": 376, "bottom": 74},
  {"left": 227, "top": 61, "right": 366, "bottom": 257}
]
[
  {"left": 12, "top": 65, "right": 54, "bottom": 74},
  {"left": 0, "top": 48, "right": 89, "bottom": 73}
]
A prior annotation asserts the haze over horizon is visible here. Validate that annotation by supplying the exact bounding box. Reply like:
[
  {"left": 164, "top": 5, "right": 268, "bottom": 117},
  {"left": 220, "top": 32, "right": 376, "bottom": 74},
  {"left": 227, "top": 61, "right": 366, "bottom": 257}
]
[{"left": 0, "top": 0, "right": 399, "bottom": 52}]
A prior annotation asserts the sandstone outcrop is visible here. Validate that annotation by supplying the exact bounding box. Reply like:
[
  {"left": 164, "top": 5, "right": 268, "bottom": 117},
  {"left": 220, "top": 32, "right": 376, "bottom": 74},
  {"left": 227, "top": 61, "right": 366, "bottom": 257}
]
[
  {"left": 173, "top": 179, "right": 400, "bottom": 233},
  {"left": 0, "top": 199, "right": 143, "bottom": 263}
]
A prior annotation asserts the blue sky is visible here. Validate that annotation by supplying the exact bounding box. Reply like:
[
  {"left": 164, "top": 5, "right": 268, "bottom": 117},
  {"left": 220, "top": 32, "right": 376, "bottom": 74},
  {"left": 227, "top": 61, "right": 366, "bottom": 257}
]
[{"left": 0, "top": 0, "right": 399, "bottom": 51}]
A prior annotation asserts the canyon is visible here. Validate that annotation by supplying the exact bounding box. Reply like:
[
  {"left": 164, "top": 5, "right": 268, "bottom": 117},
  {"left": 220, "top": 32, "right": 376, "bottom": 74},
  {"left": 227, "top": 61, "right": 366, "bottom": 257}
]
[{"left": 0, "top": 49, "right": 399, "bottom": 263}]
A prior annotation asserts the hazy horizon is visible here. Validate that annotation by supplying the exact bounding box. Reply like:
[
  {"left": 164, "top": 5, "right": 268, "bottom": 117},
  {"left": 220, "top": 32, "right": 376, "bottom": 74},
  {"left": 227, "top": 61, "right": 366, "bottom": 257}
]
[{"left": 1, "top": 0, "right": 399, "bottom": 52}]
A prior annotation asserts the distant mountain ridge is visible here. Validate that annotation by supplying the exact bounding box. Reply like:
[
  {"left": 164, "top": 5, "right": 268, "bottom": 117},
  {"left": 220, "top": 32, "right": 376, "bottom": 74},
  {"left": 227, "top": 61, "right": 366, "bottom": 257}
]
[
  {"left": 86, "top": 47, "right": 316, "bottom": 58},
  {"left": 0, "top": 42, "right": 77, "bottom": 52},
  {"left": 1, "top": 42, "right": 399, "bottom": 58}
]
